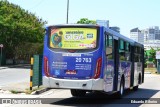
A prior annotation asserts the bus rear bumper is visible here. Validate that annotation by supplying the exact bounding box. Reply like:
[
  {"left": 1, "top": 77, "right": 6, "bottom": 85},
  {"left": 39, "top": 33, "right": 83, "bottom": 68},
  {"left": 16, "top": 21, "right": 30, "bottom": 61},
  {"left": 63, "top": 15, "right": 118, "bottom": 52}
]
[{"left": 43, "top": 76, "right": 104, "bottom": 90}]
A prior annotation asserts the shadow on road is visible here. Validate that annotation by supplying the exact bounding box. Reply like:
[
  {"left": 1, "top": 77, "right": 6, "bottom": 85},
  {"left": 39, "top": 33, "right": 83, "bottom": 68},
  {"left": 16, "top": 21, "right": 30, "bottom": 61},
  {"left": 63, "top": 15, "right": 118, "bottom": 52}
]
[{"left": 50, "top": 88, "right": 159, "bottom": 106}]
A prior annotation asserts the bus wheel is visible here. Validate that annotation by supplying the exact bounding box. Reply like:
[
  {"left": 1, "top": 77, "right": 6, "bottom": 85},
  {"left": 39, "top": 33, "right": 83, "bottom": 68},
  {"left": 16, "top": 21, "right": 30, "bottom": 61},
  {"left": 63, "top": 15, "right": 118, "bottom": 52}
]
[
  {"left": 133, "top": 85, "right": 138, "bottom": 91},
  {"left": 117, "top": 79, "right": 124, "bottom": 98},
  {"left": 133, "top": 75, "right": 141, "bottom": 91},
  {"left": 70, "top": 89, "right": 86, "bottom": 97}
]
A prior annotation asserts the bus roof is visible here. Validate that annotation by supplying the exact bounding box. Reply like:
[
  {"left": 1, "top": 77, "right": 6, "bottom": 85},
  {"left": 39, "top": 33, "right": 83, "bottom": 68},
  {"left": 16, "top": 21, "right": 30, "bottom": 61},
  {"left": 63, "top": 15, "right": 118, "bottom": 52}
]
[
  {"left": 105, "top": 27, "right": 135, "bottom": 44},
  {"left": 105, "top": 27, "right": 143, "bottom": 48},
  {"left": 47, "top": 24, "right": 143, "bottom": 48},
  {"left": 47, "top": 24, "right": 99, "bottom": 28}
]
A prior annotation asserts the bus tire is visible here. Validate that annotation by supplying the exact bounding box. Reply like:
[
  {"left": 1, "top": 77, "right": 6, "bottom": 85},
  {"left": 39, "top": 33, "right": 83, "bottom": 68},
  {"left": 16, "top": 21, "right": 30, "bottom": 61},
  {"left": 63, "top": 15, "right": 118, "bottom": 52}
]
[
  {"left": 133, "top": 74, "right": 141, "bottom": 91},
  {"left": 70, "top": 89, "right": 86, "bottom": 97},
  {"left": 117, "top": 78, "right": 124, "bottom": 98},
  {"left": 133, "top": 85, "right": 138, "bottom": 91}
]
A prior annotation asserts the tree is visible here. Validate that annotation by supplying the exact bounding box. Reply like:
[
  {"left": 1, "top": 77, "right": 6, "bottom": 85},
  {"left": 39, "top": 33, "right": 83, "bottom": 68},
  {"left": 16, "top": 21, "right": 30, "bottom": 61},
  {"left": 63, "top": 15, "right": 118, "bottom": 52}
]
[
  {"left": 144, "top": 50, "right": 148, "bottom": 68},
  {"left": 0, "top": 0, "right": 46, "bottom": 63},
  {"left": 77, "top": 18, "right": 96, "bottom": 24},
  {"left": 149, "top": 48, "right": 157, "bottom": 67}
]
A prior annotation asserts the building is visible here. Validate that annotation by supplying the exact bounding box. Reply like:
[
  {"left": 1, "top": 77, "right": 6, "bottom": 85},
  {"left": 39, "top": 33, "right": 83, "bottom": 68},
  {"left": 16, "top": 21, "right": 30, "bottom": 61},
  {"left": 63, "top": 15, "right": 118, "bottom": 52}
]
[
  {"left": 110, "top": 26, "right": 120, "bottom": 33},
  {"left": 130, "top": 28, "right": 144, "bottom": 44},
  {"left": 142, "top": 26, "right": 160, "bottom": 50},
  {"left": 144, "top": 40, "right": 160, "bottom": 50},
  {"left": 142, "top": 26, "right": 160, "bottom": 42},
  {"left": 96, "top": 20, "right": 121, "bottom": 33},
  {"left": 130, "top": 26, "right": 160, "bottom": 50},
  {"left": 96, "top": 20, "right": 109, "bottom": 28}
]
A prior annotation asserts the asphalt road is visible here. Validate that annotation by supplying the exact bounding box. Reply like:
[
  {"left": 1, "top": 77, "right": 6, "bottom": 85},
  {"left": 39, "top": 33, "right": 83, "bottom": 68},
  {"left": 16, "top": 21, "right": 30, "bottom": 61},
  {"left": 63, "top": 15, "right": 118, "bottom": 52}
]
[
  {"left": 0, "top": 73, "right": 160, "bottom": 107},
  {"left": 0, "top": 68, "right": 30, "bottom": 87},
  {"left": 36, "top": 74, "right": 160, "bottom": 107}
]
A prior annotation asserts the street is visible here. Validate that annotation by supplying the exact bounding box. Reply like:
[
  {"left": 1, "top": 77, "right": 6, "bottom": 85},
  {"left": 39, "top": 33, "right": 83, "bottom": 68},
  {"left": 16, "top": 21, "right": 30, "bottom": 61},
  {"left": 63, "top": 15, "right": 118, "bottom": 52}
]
[
  {"left": 37, "top": 74, "right": 160, "bottom": 107},
  {"left": 0, "top": 72, "right": 159, "bottom": 107},
  {"left": 1, "top": 0, "right": 160, "bottom": 107},
  {"left": 0, "top": 67, "right": 30, "bottom": 91}
]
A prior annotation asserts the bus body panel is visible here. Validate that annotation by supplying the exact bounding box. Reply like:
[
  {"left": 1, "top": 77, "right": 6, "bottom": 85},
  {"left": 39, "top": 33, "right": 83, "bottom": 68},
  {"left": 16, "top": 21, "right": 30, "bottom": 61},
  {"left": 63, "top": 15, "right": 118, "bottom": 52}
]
[
  {"left": 134, "top": 62, "right": 143, "bottom": 86},
  {"left": 103, "top": 59, "right": 114, "bottom": 92},
  {"left": 42, "top": 24, "right": 144, "bottom": 94},
  {"left": 119, "top": 61, "right": 131, "bottom": 89},
  {"left": 42, "top": 26, "right": 105, "bottom": 91},
  {"left": 46, "top": 52, "right": 99, "bottom": 79},
  {"left": 43, "top": 76, "right": 104, "bottom": 90}
]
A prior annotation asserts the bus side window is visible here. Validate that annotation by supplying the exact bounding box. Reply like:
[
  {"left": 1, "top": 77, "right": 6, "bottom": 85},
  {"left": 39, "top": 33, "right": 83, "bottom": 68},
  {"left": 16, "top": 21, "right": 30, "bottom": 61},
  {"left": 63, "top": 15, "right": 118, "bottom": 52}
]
[
  {"left": 105, "top": 34, "right": 113, "bottom": 59},
  {"left": 119, "top": 40, "right": 125, "bottom": 61},
  {"left": 134, "top": 46, "right": 141, "bottom": 62},
  {"left": 135, "top": 54, "right": 139, "bottom": 62},
  {"left": 138, "top": 47, "right": 142, "bottom": 62},
  {"left": 125, "top": 42, "right": 131, "bottom": 61}
]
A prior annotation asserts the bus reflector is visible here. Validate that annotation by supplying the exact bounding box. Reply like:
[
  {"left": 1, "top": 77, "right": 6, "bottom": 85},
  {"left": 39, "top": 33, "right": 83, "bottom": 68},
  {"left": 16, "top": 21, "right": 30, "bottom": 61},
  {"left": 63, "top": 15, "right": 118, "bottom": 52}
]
[
  {"left": 94, "top": 57, "right": 102, "bottom": 79},
  {"left": 68, "top": 49, "right": 76, "bottom": 53},
  {"left": 44, "top": 56, "right": 50, "bottom": 77}
]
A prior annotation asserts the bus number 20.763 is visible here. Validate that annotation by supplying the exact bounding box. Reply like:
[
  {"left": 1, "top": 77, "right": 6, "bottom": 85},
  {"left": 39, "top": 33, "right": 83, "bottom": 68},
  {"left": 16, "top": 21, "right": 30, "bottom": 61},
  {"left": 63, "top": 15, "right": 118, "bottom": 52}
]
[{"left": 76, "top": 58, "right": 92, "bottom": 63}]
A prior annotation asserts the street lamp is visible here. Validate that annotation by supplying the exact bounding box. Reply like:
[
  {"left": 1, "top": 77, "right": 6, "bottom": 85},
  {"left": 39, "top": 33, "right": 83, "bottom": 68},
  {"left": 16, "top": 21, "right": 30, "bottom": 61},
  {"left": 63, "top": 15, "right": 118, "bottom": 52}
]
[{"left": 66, "top": 0, "right": 69, "bottom": 24}]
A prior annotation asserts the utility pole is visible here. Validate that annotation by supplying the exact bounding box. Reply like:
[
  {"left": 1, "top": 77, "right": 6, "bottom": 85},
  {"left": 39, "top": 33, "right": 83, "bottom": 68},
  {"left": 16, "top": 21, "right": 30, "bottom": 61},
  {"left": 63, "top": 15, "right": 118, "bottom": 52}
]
[
  {"left": 0, "top": 44, "right": 3, "bottom": 66},
  {"left": 66, "top": 0, "right": 69, "bottom": 24}
]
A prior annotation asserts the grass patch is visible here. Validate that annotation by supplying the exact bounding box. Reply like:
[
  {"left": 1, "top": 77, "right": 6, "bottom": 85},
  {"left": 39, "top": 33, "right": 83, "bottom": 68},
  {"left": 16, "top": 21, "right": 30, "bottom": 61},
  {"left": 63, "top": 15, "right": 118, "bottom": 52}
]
[
  {"left": 145, "top": 67, "right": 158, "bottom": 74},
  {"left": 10, "top": 86, "right": 45, "bottom": 94},
  {"left": 10, "top": 90, "right": 24, "bottom": 94},
  {"left": 25, "top": 86, "right": 45, "bottom": 94}
]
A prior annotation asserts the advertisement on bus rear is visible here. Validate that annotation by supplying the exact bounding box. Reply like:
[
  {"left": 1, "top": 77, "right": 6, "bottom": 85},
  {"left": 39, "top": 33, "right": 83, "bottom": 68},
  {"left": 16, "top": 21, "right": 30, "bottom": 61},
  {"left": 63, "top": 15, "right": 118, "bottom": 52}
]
[{"left": 50, "top": 28, "right": 97, "bottom": 49}]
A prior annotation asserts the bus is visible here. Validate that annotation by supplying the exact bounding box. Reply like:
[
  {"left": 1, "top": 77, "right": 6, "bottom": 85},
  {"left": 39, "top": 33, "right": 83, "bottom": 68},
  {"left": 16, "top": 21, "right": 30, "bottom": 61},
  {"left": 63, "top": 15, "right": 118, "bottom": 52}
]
[{"left": 42, "top": 23, "right": 144, "bottom": 98}]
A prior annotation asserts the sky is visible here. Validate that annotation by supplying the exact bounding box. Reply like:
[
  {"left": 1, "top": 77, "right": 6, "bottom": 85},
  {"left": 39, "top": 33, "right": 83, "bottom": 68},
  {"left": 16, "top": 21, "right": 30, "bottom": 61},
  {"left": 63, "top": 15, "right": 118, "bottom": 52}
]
[{"left": 7, "top": 0, "right": 160, "bottom": 37}]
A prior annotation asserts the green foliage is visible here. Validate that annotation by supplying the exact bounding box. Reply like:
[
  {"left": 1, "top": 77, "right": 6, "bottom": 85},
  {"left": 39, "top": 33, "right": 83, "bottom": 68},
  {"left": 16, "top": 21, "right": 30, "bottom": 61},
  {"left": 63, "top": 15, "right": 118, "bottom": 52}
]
[
  {"left": 149, "top": 48, "right": 156, "bottom": 58},
  {"left": 11, "top": 86, "right": 45, "bottom": 94},
  {"left": 11, "top": 90, "right": 24, "bottom": 94},
  {"left": 149, "top": 48, "right": 156, "bottom": 66},
  {"left": 0, "top": 0, "right": 46, "bottom": 61},
  {"left": 147, "top": 48, "right": 160, "bottom": 67},
  {"left": 77, "top": 18, "right": 96, "bottom": 24},
  {"left": 15, "top": 42, "right": 43, "bottom": 59},
  {"left": 144, "top": 51, "right": 148, "bottom": 68}
]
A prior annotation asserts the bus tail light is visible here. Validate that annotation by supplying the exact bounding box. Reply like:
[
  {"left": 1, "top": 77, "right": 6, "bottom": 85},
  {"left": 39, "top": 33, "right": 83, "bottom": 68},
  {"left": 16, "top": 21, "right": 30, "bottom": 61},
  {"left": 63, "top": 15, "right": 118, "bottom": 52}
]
[
  {"left": 94, "top": 57, "right": 102, "bottom": 79},
  {"left": 44, "top": 56, "right": 50, "bottom": 77}
]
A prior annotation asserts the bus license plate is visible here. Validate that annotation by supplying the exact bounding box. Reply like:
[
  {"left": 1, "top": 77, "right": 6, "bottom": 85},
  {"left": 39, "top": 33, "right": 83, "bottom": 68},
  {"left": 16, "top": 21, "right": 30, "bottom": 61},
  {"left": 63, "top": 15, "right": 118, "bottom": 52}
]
[{"left": 65, "top": 70, "right": 77, "bottom": 75}]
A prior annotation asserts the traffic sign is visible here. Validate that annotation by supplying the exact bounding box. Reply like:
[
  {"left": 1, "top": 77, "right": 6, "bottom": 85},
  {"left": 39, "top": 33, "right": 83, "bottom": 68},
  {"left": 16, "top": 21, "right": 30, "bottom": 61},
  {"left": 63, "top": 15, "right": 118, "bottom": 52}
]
[{"left": 0, "top": 44, "right": 3, "bottom": 48}]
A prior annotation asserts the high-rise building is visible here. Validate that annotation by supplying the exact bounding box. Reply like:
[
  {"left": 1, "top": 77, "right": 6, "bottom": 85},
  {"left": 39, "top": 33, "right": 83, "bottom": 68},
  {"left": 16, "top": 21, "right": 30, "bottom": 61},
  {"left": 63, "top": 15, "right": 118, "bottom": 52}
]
[
  {"left": 130, "top": 26, "right": 160, "bottom": 50},
  {"left": 130, "top": 28, "right": 144, "bottom": 44},
  {"left": 141, "top": 29, "right": 148, "bottom": 42},
  {"left": 142, "top": 26, "right": 160, "bottom": 42},
  {"left": 154, "top": 26, "right": 160, "bottom": 40},
  {"left": 96, "top": 20, "right": 109, "bottom": 28}
]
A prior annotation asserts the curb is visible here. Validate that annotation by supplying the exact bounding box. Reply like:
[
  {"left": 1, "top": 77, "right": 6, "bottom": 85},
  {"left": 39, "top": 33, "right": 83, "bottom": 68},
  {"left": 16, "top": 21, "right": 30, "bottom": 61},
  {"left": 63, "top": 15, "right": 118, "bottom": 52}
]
[
  {"left": 0, "top": 64, "right": 31, "bottom": 70},
  {"left": 31, "top": 88, "right": 51, "bottom": 95},
  {"left": 0, "top": 67, "right": 9, "bottom": 70},
  {"left": 144, "top": 71, "right": 151, "bottom": 74}
]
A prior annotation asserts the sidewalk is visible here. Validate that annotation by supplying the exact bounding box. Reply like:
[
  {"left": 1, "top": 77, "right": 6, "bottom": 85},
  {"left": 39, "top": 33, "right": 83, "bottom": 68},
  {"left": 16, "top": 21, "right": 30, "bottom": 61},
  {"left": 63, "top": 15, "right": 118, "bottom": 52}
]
[
  {"left": 0, "top": 81, "right": 30, "bottom": 92},
  {"left": 0, "top": 67, "right": 8, "bottom": 70},
  {"left": 0, "top": 64, "right": 31, "bottom": 94},
  {"left": 0, "top": 64, "right": 46, "bottom": 95}
]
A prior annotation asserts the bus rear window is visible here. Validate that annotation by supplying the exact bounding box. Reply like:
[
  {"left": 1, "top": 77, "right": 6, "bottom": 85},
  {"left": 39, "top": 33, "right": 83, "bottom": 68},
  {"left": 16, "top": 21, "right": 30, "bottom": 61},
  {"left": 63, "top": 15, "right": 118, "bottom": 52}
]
[{"left": 49, "top": 28, "right": 97, "bottom": 49}]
